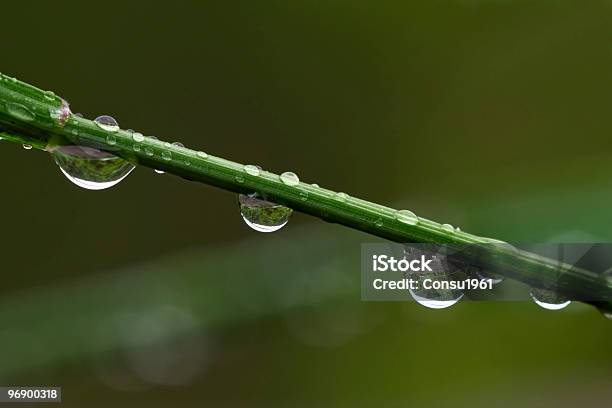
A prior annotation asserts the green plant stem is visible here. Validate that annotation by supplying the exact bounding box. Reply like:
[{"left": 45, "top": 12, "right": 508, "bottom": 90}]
[{"left": 0, "top": 73, "right": 610, "bottom": 310}]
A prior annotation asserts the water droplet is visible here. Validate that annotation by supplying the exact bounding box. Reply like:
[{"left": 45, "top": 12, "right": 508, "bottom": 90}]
[
  {"left": 441, "top": 224, "right": 455, "bottom": 232},
  {"left": 154, "top": 169, "right": 165, "bottom": 174},
  {"left": 395, "top": 210, "right": 418, "bottom": 225},
  {"left": 71, "top": 128, "right": 79, "bottom": 136},
  {"left": 172, "top": 142, "right": 184, "bottom": 148},
  {"left": 405, "top": 246, "right": 464, "bottom": 309},
  {"left": 144, "top": 146, "right": 154, "bottom": 157},
  {"left": 161, "top": 150, "right": 172, "bottom": 161},
  {"left": 299, "top": 191, "right": 309, "bottom": 201},
  {"left": 43, "top": 90, "right": 56, "bottom": 101},
  {"left": 51, "top": 145, "right": 135, "bottom": 190},
  {"left": 280, "top": 171, "right": 300, "bottom": 186},
  {"left": 238, "top": 193, "right": 292, "bottom": 233},
  {"left": 106, "top": 134, "right": 117, "bottom": 146},
  {"left": 244, "top": 165, "right": 261, "bottom": 176},
  {"left": 530, "top": 288, "right": 571, "bottom": 310},
  {"left": 374, "top": 217, "right": 383, "bottom": 227},
  {"left": 47, "top": 99, "right": 71, "bottom": 127},
  {"left": 132, "top": 133, "right": 145, "bottom": 142},
  {"left": 74, "top": 113, "right": 83, "bottom": 118},
  {"left": 235, "top": 175, "right": 244, "bottom": 183},
  {"left": 94, "top": 115, "right": 120, "bottom": 132},
  {"left": 22, "top": 144, "right": 33, "bottom": 150},
  {"left": 312, "top": 183, "right": 319, "bottom": 188},
  {"left": 6, "top": 103, "right": 35, "bottom": 122},
  {"left": 334, "top": 192, "right": 349, "bottom": 202},
  {"left": 196, "top": 151, "right": 208, "bottom": 159}
]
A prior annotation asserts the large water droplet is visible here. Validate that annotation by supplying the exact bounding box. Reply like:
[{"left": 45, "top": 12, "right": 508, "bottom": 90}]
[
  {"left": 51, "top": 145, "right": 135, "bottom": 190},
  {"left": 530, "top": 288, "right": 571, "bottom": 310},
  {"left": 94, "top": 115, "right": 120, "bottom": 132},
  {"left": 280, "top": 172, "right": 299, "bottom": 186},
  {"left": 396, "top": 210, "right": 418, "bottom": 225},
  {"left": 238, "top": 193, "right": 292, "bottom": 233},
  {"left": 6, "top": 103, "right": 35, "bottom": 122},
  {"left": 405, "top": 246, "right": 464, "bottom": 309}
]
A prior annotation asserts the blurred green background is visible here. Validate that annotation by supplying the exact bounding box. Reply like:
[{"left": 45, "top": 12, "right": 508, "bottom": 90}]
[{"left": 1, "top": 0, "right": 611, "bottom": 406}]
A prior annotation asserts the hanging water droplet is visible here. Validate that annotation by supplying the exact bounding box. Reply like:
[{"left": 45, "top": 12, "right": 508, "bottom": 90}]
[
  {"left": 94, "top": 115, "right": 120, "bottom": 132},
  {"left": 530, "top": 288, "right": 571, "bottom": 310},
  {"left": 441, "top": 224, "right": 455, "bottom": 232},
  {"left": 196, "top": 151, "right": 208, "bottom": 159},
  {"left": 280, "top": 172, "right": 300, "bottom": 186},
  {"left": 51, "top": 145, "right": 135, "bottom": 190},
  {"left": 405, "top": 246, "right": 464, "bottom": 309},
  {"left": 244, "top": 165, "right": 261, "bottom": 176},
  {"left": 154, "top": 169, "right": 165, "bottom": 174},
  {"left": 238, "top": 193, "right": 292, "bottom": 233},
  {"left": 22, "top": 144, "right": 33, "bottom": 150},
  {"left": 132, "top": 133, "right": 145, "bottom": 143},
  {"left": 6, "top": 103, "right": 35, "bottom": 122},
  {"left": 395, "top": 210, "right": 418, "bottom": 225},
  {"left": 334, "top": 192, "right": 349, "bottom": 202}
]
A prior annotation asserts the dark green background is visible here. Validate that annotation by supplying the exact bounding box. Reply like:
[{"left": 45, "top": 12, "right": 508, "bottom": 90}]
[{"left": 0, "top": 1, "right": 611, "bottom": 406}]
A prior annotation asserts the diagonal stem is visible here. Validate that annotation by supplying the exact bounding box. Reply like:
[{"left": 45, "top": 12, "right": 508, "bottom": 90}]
[{"left": 0, "top": 73, "right": 610, "bottom": 311}]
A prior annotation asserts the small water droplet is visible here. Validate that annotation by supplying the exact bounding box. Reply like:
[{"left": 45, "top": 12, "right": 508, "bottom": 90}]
[
  {"left": 235, "top": 175, "right": 245, "bottom": 183},
  {"left": 144, "top": 146, "right": 154, "bottom": 157},
  {"left": 161, "top": 150, "right": 172, "bottom": 161},
  {"left": 530, "top": 288, "right": 571, "bottom": 310},
  {"left": 238, "top": 193, "right": 292, "bottom": 233},
  {"left": 172, "top": 142, "right": 184, "bottom": 148},
  {"left": 312, "top": 183, "right": 319, "bottom": 188},
  {"left": 196, "top": 151, "right": 208, "bottom": 159},
  {"left": 133, "top": 144, "right": 141, "bottom": 152},
  {"left": 106, "top": 134, "right": 117, "bottom": 145},
  {"left": 71, "top": 128, "right": 79, "bottom": 136},
  {"left": 43, "top": 90, "right": 56, "bottom": 101},
  {"left": 299, "top": 191, "right": 309, "bottom": 201},
  {"left": 132, "top": 133, "right": 145, "bottom": 142},
  {"left": 374, "top": 217, "right": 383, "bottom": 227},
  {"left": 94, "top": 115, "right": 120, "bottom": 132},
  {"left": 154, "top": 169, "right": 165, "bottom": 174},
  {"left": 334, "top": 192, "right": 349, "bottom": 202},
  {"left": 280, "top": 171, "right": 300, "bottom": 186},
  {"left": 395, "top": 210, "right": 418, "bottom": 225},
  {"left": 22, "top": 144, "right": 33, "bottom": 150},
  {"left": 51, "top": 145, "right": 135, "bottom": 190},
  {"left": 6, "top": 103, "right": 35, "bottom": 122},
  {"left": 441, "top": 224, "right": 454, "bottom": 232},
  {"left": 244, "top": 165, "right": 261, "bottom": 176}
]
